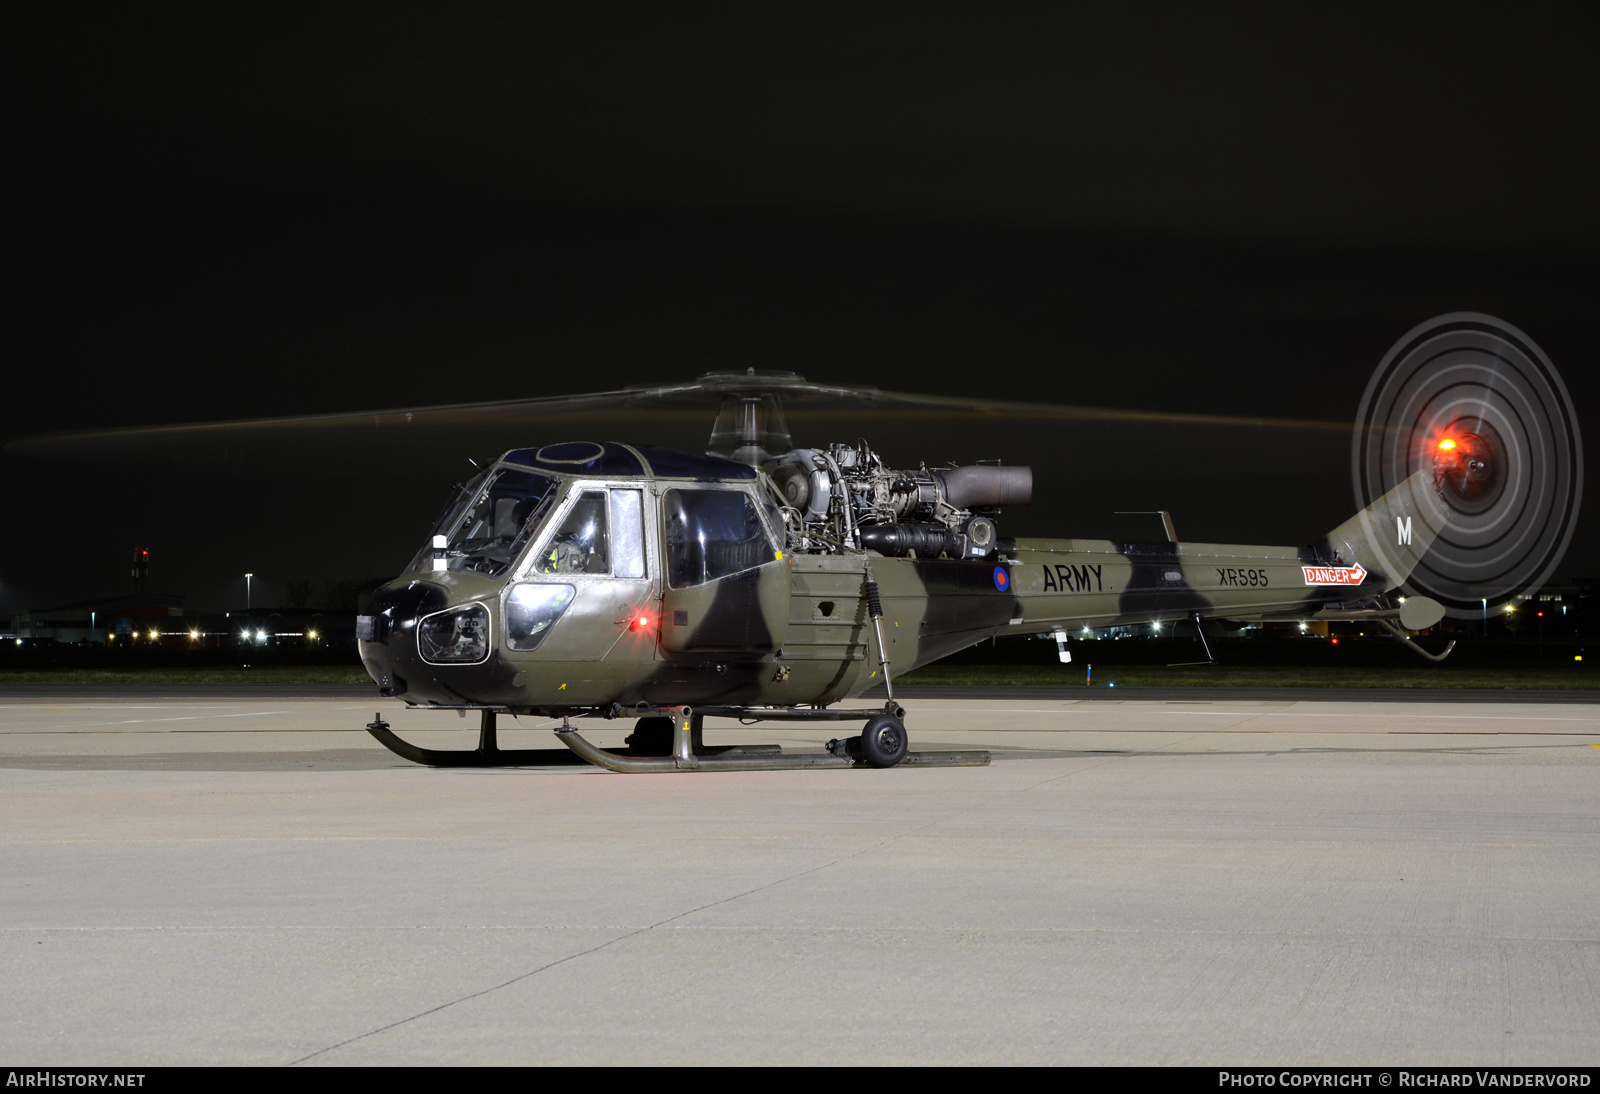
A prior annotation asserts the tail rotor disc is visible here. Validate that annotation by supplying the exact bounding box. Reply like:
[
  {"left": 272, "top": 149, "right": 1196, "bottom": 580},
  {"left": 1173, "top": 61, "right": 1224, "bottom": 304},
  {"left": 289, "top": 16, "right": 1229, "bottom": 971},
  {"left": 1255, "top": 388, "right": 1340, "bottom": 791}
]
[{"left": 1352, "top": 313, "right": 1582, "bottom": 618}]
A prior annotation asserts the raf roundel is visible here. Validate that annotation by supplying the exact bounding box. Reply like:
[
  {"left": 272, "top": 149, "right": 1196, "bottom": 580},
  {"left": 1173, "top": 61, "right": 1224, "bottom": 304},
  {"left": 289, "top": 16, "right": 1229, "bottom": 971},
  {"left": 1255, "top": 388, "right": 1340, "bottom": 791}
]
[{"left": 992, "top": 565, "right": 1010, "bottom": 592}]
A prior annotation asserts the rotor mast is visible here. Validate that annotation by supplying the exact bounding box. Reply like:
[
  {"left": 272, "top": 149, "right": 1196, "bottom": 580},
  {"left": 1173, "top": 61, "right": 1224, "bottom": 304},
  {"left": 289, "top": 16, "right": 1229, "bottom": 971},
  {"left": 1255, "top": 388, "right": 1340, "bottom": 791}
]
[{"left": 707, "top": 390, "right": 794, "bottom": 466}]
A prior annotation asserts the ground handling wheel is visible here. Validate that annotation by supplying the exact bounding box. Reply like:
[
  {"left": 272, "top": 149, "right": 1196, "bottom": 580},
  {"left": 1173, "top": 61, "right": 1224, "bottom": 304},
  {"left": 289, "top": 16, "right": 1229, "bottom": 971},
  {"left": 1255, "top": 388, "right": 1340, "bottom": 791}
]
[{"left": 860, "top": 714, "right": 909, "bottom": 768}]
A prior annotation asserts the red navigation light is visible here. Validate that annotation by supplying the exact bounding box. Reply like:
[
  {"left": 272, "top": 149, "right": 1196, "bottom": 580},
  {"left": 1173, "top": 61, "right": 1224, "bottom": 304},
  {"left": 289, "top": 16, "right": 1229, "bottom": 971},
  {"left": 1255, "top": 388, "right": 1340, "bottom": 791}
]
[
  {"left": 628, "top": 610, "right": 655, "bottom": 633},
  {"left": 1331, "top": 637, "right": 1340, "bottom": 645}
]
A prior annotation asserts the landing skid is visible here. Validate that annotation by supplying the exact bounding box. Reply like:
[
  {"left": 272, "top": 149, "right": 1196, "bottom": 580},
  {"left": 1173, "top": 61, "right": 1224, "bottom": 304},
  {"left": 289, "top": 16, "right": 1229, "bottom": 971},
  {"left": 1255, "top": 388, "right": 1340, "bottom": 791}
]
[
  {"left": 365, "top": 709, "right": 586, "bottom": 767},
  {"left": 365, "top": 706, "right": 990, "bottom": 772}
]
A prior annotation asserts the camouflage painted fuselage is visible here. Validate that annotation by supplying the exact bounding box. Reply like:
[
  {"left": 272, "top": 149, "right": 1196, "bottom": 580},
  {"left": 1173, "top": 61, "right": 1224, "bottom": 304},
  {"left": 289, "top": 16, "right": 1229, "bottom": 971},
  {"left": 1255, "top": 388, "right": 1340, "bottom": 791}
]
[{"left": 358, "top": 456, "right": 1446, "bottom": 716}]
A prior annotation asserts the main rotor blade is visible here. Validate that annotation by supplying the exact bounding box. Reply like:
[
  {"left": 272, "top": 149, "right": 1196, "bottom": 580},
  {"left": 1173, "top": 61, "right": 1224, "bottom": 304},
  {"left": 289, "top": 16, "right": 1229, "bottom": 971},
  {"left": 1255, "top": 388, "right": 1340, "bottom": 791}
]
[
  {"left": 4, "top": 385, "right": 704, "bottom": 453},
  {"left": 5, "top": 373, "right": 1353, "bottom": 454},
  {"left": 792, "top": 389, "right": 1352, "bottom": 431}
]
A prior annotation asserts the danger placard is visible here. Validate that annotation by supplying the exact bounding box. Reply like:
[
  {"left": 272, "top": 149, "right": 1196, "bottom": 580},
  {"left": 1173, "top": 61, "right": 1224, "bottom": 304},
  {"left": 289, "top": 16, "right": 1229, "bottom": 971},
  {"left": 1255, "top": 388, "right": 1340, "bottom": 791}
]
[{"left": 1302, "top": 563, "right": 1368, "bottom": 586}]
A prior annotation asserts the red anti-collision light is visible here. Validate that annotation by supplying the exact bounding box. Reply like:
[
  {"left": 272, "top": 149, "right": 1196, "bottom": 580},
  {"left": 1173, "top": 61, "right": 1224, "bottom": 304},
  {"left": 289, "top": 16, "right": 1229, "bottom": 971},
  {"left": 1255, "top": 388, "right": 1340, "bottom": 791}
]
[
  {"left": 629, "top": 611, "right": 655, "bottom": 633},
  {"left": 1438, "top": 437, "right": 1457, "bottom": 451}
]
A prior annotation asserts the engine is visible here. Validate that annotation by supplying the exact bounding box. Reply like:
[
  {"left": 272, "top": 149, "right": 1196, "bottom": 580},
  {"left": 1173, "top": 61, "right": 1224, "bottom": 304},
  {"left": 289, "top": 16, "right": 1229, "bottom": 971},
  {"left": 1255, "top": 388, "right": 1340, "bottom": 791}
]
[{"left": 768, "top": 441, "right": 1032, "bottom": 560}]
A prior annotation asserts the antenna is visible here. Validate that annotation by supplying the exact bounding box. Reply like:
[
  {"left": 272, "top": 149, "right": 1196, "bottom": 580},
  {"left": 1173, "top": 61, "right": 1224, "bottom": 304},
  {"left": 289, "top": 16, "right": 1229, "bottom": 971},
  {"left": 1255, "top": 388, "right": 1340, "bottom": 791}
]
[{"left": 1115, "top": 511, "right": 1178, "bottom": 542}]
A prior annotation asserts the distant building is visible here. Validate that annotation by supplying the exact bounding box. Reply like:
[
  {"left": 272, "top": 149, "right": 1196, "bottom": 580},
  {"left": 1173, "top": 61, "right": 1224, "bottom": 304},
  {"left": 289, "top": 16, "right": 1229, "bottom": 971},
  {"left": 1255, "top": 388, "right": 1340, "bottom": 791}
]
[
  {"left": 226, "top": 607, "right": 357, "bottom": 648},
  {"left": 8, "top": 594, "right": 358, "bottom": 651},
  {"left": 11, "top": 594, "right": 186, "bottom": 645}
]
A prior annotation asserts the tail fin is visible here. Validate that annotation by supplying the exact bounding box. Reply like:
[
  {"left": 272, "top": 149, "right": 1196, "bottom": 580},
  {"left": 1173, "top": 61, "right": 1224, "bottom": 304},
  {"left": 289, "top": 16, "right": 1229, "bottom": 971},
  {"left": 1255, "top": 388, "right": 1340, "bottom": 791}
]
[{"left": 1325, "top": 470, "right": 1449, "bottom": 591}]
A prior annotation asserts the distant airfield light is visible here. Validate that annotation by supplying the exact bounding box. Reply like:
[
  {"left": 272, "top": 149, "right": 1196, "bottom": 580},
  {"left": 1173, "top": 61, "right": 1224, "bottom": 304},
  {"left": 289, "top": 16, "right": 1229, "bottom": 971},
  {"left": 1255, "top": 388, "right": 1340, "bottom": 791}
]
[
  {"left": 257, "top": 630, "right": 267, "bottom": 641},
  {"left": 307, "top": 630, "right": 318, "bottom": 640},
  {"left": 148, "top": 630, "right": 159, "bottom": 640},
  {"left": 189, "top": 630, "right": 199, "bottom": 639}
]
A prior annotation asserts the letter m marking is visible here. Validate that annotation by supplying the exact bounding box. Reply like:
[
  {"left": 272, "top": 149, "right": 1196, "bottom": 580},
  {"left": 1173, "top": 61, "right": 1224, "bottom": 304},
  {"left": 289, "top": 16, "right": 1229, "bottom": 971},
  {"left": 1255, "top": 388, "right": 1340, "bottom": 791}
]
[{"left": 1397, "top": 515, "right": 1412, "bottom": 546}]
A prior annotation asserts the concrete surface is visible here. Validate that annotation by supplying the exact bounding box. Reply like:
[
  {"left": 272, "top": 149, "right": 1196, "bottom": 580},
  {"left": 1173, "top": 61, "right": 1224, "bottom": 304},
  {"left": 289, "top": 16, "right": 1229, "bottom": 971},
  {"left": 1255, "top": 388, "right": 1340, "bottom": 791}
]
[{"left": 2, "top": 694, "right": 1598, "bottom": 1065}]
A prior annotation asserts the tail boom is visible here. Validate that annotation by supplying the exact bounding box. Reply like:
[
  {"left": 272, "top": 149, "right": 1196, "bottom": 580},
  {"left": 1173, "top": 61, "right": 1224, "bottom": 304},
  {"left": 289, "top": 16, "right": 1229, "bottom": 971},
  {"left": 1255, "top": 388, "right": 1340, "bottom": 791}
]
[{"left": 996, "top": 475, "right": 1445, "bottom": 635}]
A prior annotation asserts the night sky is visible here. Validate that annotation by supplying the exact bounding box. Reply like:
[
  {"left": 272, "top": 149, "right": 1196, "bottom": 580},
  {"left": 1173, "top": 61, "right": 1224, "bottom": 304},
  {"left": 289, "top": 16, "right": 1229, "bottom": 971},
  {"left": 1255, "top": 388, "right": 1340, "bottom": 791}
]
[{"left": 4, "top": 8, "right": 1598, "bottom": 614}]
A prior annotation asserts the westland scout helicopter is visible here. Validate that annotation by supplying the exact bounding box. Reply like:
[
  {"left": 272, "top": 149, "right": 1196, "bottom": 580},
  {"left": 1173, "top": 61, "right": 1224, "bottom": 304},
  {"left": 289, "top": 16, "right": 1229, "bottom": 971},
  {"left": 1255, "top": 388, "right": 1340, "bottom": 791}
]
[
  {"left": 11, "top": 314, "right": 1582, "bottom": 773},
  {"left": 344, "top": 313, "right": 1581, "bottom": 772}
]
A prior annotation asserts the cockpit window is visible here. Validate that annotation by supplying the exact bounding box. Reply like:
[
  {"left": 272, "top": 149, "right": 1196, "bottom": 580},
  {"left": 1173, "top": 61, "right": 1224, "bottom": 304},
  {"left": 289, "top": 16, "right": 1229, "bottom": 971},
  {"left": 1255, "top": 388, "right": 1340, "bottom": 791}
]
[
  {"left": 435, "top": 469, "right": 559, "bottom": 577},
  {"left": 534, "top": 491, "right": 610, "bottom": 574},
  {"left": 663, "top": 489, "right": 778, "bottom": 588},
  {"left": 610, "top": 489, "right": 646, "bottom": 578}
]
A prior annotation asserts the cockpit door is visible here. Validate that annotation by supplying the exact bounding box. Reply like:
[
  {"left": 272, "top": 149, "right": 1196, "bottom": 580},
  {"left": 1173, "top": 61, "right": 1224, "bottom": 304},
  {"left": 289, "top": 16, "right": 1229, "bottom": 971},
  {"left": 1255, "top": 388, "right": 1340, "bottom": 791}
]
[
  {"left": 502, "top": 485, "right": 657, "bottom": 662},
  {"left": 657, "top": 486, "right": 790, "bottom": 657}
]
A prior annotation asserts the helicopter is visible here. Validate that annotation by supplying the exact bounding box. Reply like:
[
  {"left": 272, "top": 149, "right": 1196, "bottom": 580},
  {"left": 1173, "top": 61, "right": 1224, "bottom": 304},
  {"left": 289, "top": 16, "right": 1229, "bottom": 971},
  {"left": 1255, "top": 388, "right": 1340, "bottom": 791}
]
[
  {"left": 10, "top": 314, "right": 1582, "bottom": 773},
  {"left": 342, "top": 313, "right": 1581, "bottom": 772}
]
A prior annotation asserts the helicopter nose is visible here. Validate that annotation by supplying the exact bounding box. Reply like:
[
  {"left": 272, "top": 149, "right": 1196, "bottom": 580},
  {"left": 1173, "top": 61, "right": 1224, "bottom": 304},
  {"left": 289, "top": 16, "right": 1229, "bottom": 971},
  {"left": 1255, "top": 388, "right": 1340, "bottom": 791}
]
[{"left": 358, "top": 579, "right": 451, "bottom": 696}]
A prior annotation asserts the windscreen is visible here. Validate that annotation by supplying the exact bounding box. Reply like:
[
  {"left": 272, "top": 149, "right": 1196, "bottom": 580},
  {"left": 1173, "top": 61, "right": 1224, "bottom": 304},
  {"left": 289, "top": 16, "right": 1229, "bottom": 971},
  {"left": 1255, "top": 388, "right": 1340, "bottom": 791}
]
[
  {"left": 427, "top": 469, "right": 560, "bottom": 577},
  {"left": 405, "top": 471, "right": 487, "bottom": 574}
]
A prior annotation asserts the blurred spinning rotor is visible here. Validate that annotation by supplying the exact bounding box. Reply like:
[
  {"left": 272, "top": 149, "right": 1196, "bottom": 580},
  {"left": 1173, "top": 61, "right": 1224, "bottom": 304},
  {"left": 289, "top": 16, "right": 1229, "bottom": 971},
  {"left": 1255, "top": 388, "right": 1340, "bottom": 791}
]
[
  {"left": 7, "top": 368, "right": 1348, "bottom": 459},
  {"left": 1352, "top": 313, "right": 1583, "bottom": 618}
]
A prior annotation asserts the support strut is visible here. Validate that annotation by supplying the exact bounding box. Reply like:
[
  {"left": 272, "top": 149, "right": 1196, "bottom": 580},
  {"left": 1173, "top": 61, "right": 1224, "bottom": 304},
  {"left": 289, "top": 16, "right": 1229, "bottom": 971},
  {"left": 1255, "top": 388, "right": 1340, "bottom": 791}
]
[
  {"left": 1168, "top": 612, "right": 1219, "bottom": 666},
  {"left": 863, "top": 562, "right": 896, "bottom": 702}
]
